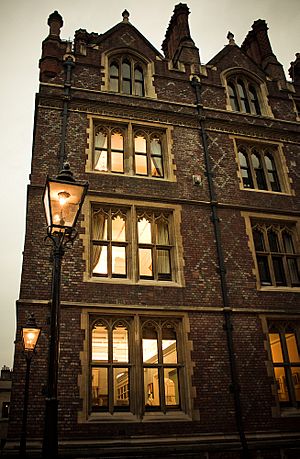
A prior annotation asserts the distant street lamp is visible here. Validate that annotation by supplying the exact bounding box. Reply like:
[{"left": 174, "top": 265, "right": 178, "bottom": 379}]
[
  {"left": 20, "top": 314, "right": 41, "bottom": 458},
  {"left": 42, "top": 163, "right": 88, "bottom": 459}
]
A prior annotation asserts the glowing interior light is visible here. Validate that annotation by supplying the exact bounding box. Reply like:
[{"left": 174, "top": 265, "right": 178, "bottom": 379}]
[
  {"left": 27, "top": 332, "right": 35, "bottom": 343},
  {"left": 58, "top": 191, "right": 70, "bottom": 206}
]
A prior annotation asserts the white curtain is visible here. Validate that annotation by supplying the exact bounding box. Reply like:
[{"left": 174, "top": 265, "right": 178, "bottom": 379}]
[{"left": 92, "top": 211, "right": 106, "bottom": 272}]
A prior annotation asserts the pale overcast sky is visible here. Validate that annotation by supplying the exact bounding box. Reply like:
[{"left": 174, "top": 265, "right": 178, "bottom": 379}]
[{"left": 0, "top": 0, "right": 299, "bottom": 368}]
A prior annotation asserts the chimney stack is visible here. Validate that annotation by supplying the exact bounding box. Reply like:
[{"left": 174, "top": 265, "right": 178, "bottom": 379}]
[{"left": 162, "top": 3, "right": 200, "bottom": 70}]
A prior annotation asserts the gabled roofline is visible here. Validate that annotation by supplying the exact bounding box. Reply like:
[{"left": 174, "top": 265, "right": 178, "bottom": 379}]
[
  {"left": 96, "top": 20, "right": 164, "bottom": 60},
  {"left": 207, "top": 44, "right": 268, "bottom": 78}
]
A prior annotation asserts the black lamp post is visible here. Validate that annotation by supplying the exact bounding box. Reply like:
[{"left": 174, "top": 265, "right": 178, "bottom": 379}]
[
  {"left": 20, "top": 314, "right": 41, "bottom": 458},
  {"left": 42, "top": 163, "right": 88, "bottom": 459}
]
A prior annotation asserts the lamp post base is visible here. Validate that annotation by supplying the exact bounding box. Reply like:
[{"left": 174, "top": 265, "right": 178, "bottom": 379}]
[{"left": 42, "top": 398, "right": 58, "bottom": 459}]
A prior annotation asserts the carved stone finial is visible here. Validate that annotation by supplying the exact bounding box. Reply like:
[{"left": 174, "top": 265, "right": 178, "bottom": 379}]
[
  {"left": 122, "top": 9, "right": 130, "bottom": 23},
  {"left": 48, "top": 10, "right": 63, "bottom": 37},
  {"left": 227, "top": 31, "right": 235, "bottom": 45}
]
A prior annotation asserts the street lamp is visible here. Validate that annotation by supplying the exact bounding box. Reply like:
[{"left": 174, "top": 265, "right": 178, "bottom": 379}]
[
  {"left": 20, "top": 314, "right": 41, "bottom": 458},
  {"left": 42, "top": 163, "right": 88, "bottom": 459}
]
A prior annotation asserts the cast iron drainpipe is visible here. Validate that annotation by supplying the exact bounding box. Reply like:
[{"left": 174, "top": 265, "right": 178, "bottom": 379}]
[
  {"left": 59, "top": 57, "right": 75, "bottom": 171},
  {"left": 191, "top": 77, "right": 250, "bottom": 459}
]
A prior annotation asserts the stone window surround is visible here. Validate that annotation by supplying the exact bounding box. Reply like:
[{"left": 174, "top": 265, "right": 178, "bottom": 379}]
[
  {"left": 85, "top": 115, "right": 176, "bottom": 182},
  {"left": 221, "top": 68, "right": 273, "bottom": 118},
  {"left": 242, "top": 211, "right": 300, "bottom": 292},
  {"left": 80, "top": 196, "right": 185, "bottom": 287},
  {"left": 101, "top": 48, "right": 157, "bottom": 99},
  {"left": 231, "top": 136, "right": 293, "bottom": 195},
  {"left": 78, "top": 309, "right": 196, "bottom": 423},
  {"left": 260, "top": 314, "right": 300, "bottom": 417}
]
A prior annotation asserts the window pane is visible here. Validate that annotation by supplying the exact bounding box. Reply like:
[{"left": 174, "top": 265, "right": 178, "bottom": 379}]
[
  {"left": 143, "top": 329, "right": 158, "bottom": 363},
  {"left": 122, "top": 61, "right": 131, "bottom": 79},
  {"left": 93, "top": 245, "right": 108, "bottom": 275},
  {"left": 134, "top": 67, "right": 143, "bottom": 82},
  {"left": 135, "top": 154, "right": 147, "bottom": 175},
  {"left": 92, "top": 324, "right": 108, "bottom": 360},
  {"left": 256, "top": 169, "right": 267, "bottom": 189},
  {"left": 238, "top": 151, "right": 248, "bottom": 168},
  {"left": 237, "top": 81, "right": 249, "bottom": 112},
  {"left": 264, "top": 155, "right": 273, "bottom": 170},
  {"left": 257, "top": 255, "right": 271, "bottom": 284},
  {"left": 95, "top": 130, "right": 107, "bottom": 149},
  {"left": 274, "top": 367, "right": 289, "bottom": 402},
  {"left": 288, "top": 258, "right": 300, "bottom": 284},
  {"left": 113, "top": 325, "right": 128, "bottom": 362},
  {"left": 112, "top": 215, "right": 126, "bottom": 241},
  {"left": 283, "top": 233, "right": 295, "bottom": 253},
  {"left": 286, "top": 334, "right": 300, "bottom": 363},
  {"left": 164, "top": 369, "right": 179, "bottom": 406},
  {"left": 94, "top": 150, "right": 107, "bottom": 171},
  {"left": 135, "top": 81, "right": 144, "bottom": 96},
  {"left": 269, "top": 333, "right": 283, "bottom": 362},
  {"left": 93, "top": 211, "right": 108, "bottom": 240},
  {"left": 238, "top": 150, "right": 253, "bottom": 188},
  {"left": 156, "top": 220, "right": 169, "bottom": 244},
  {"left": 110, "top": 78, "right": 119, "bottom": 92},
  {"left": 138, "top": 217, "right": 151, "bottom": 243},
  {"left": 241, "top": 171, "right": 253, "bottom": 188},
  {"left": 157, "top": 249, "right": 171, "bottom": 279},
  {"left": 134, "top": 135, "right": 147, "bottom": 152},
  {"left": 110, "top": 63, "right": 119, "bottom": 77},
  {"left": 237, "top": 81, "right": 246, "bottom": 98},
  {"left": 251, "top": 153, "right": 260, "bottom": 169},
  {"left": 248, "top": 85, "right": 261, "bottom": 115},
  {"left": 151, "top": 157, "right": 163, "bottom": 177},
  {"left": 265, "top": 155, "right": 280, "bottom": 191},
  {"left": 253, "top": 229, "right": 265, "bottom": 251},
  {"left": 252, "top": 153, "right": 267, "bottom": 190},
  {"left": 272, "top": 257, "right": 286, "bottom": 285},
  {"left": 162, "top": 328, "right": 177, "bottom": 364},
  {"left": 114, "top": 368, "right": 129, "bottom": 407},
  {"left": 122, "top": 80, "right": 131, "bottom": 94},
  {"left": 268, "top": 171, "right": 281, "bottom": 192},
  {"left": 92, "top": 368, "right": 108, "bottom": 409},
  {"left": 150, "top": 137, "right": 162, "bottom": 156},
  {"left": 111, "top": 131, "right": 123, "bottom": 150},
  {"left": 111, "top": 152, "right": 124, "bottom": 172},
  {"left": 112, "top": 246, "right": 126, "bottom": 276},
  {"left": 291, "top": 368, "right": 300, "bottom": 401},
  {"left": 139, "top": 248, "right": 153, "bottom": 277},
  {"left": 228, "top": 83, "right": 239, "bottom": 111},
  {"left": 144, "top": 368, "right": 160, "bottom": 407},
  {"left": 268, "top": 231, "right": 279, "bottom": 252}
]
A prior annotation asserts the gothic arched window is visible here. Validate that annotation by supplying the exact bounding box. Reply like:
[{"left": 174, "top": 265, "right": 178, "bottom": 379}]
[
  {"left": 268, "top": 322, "right": 300, "bottom": 407},
  {"left": 251, "top": 222, "right": 300, "bottom": 287},
  {"left": 237, "top": 143, "right": 282, "bottom": 192},
  {"left": 227, "top": 75, "right": 261, "bottom": 115},
  {"left": 109, "top": 56, "right": 145, "bottom": 96}
]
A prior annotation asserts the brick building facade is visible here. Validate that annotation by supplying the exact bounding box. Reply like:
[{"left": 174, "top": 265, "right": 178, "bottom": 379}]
[{"left": 6, "top": 4, "right": 300, "bottom": 458}]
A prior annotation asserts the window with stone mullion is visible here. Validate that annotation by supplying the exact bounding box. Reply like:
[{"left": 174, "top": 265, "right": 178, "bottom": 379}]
[
  {"left": 238, "top": 144, "right": 281, "bottom": 192},
  {"left": 252, "top": 223, "right": 300, "bottom": 287},
  {"left": 142, "top": 320, "right": 181, "bottom": 413},
  {"left": 94, "top": 126, "right": 124, "bottom": 174},
  {"left": 228, "top": 76, "right": 261, "bottom": 115},
  {"left": 134, "top": 131, "right": 164, "bottom": 178},
  {"left": 109, "top": 56, "right": 145, "bottom": 96},
  {"left": 137, "top": 212, "right": 172, "bottom": 281},
  {"left": 91, "top": 319, "right": 131, "bottom": 413},
  {"left": 92, "top": 208, "right": 128, "bottom": 278},
  {"left": 268, "top": 323, "right": 300, "bottom": 407}
]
